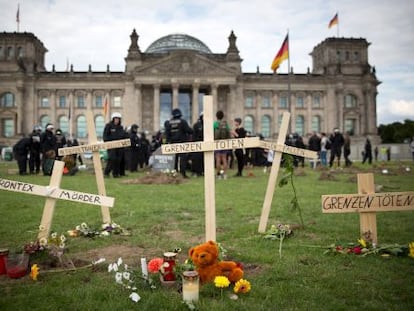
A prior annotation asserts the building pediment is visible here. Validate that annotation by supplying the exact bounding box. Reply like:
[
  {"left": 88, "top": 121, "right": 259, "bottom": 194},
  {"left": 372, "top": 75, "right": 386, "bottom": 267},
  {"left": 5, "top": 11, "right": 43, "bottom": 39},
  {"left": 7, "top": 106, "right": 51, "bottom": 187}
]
[{"left": 134, "top": 52, "right": 236, "bottom": 76}]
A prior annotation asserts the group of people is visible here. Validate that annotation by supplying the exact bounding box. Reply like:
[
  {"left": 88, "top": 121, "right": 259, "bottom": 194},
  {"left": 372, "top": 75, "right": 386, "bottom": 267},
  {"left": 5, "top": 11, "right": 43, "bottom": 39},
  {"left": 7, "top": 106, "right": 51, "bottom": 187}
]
[{"left": 12, "top": 124, "right": 82, "bottom": 176}]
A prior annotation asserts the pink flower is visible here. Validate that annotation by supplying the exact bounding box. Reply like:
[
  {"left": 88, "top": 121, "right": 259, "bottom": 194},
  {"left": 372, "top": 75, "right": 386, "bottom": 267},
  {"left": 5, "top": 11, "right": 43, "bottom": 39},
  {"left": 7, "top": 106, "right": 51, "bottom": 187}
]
[
  {"left": 148, "top": 257, "right": 163, "bottom": 273},
  {"left": 353, "top": 246, "right": 362, "bottom": 255}
]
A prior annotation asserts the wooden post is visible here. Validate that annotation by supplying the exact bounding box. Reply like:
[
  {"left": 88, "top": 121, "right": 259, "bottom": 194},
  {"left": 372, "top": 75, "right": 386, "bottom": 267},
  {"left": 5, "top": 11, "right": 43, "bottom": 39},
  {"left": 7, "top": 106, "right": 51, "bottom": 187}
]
[
  {"left": 38, "top": 161, "right": 64, "bottom": 240},
  {"left": 58, "top": 110, "right": 131, "bottom": 224},
  {"left": 322, "top": 173, "right": 414, "bottom": 244},
  {"left": 258, "top": 112, "right": 290, "bottom": 233}
]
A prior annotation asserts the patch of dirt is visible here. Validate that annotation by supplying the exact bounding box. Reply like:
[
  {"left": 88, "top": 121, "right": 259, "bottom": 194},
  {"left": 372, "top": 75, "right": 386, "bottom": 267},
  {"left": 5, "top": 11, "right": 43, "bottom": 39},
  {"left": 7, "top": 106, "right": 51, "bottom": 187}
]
[
  {"left": 121, "top": 172, "right": 184, "bottom": 184},
  {"left": 318, "top": 171, "right": 338, "bottom": 181}
]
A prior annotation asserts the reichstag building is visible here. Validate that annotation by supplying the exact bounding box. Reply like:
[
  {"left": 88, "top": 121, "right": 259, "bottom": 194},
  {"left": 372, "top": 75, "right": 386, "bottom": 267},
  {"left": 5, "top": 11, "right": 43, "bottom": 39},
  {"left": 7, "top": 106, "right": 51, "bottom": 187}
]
[{"left": 0, "top": 29, "right": 380, "bottom": 145}]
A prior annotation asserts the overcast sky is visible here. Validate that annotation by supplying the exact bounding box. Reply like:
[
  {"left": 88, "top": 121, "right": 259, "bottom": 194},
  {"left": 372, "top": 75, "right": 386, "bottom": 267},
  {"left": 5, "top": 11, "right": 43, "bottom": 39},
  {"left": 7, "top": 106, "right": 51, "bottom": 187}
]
[{"left": 2, "top": 0, "right": 413, "bottom": 126}]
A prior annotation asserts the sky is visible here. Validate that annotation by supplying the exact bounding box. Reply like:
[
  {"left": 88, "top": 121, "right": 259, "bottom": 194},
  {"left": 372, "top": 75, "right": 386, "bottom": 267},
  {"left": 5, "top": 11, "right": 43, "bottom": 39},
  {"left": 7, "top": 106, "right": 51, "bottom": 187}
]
[{"left": 1, "top": 0, "right": 413, "bottom": 126}]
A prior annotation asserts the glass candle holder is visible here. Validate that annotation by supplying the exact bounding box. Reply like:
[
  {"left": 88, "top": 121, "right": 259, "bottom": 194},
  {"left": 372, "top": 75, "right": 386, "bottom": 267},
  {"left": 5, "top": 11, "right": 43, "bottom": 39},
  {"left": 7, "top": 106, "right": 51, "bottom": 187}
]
[
  {"left": 0, "top": 248, "right": 9, "bottom": 274},
  {"left": 163, "top": 252, "right": 177, "bottom": 281},
  {"left": 182, "top": 271, "right": 199, "bottom": 302}
]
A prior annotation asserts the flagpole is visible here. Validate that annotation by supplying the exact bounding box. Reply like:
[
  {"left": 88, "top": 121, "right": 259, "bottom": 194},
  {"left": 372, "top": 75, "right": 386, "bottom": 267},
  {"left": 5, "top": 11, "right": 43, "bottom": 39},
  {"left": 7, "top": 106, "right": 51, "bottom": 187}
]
[
  {"left": 16, "top": 4, "right": 20, "bottom": 32},
  {"left": 287, "top": 30, "right": 292, "bottom": 133},
  {"left": 69, "top": 95, "right": 73, "bottom": 139}
]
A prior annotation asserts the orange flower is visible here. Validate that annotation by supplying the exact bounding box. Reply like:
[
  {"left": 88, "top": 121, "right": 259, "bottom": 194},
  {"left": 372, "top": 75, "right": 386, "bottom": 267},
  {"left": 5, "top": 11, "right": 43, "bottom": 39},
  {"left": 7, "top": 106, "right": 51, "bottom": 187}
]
[{"left": 30, "top": 264, "right": 39, "bottom": 281}]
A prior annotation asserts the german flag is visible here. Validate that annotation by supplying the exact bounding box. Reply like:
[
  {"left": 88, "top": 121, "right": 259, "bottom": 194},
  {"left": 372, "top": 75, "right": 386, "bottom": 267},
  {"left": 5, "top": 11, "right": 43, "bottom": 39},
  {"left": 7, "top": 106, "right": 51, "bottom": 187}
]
[
  {"left": 271, "top": 34, "right": 289, "bottom": 72},
  {"left": 328, "top": 13, "right": 338, "bottom": 28}
]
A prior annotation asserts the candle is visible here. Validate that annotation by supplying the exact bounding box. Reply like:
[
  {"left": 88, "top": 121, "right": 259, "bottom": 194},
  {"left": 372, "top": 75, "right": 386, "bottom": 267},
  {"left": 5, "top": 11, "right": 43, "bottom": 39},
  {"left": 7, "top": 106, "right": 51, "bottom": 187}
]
[
  {"left": 163, "top": 252, "right": 177, "bottom": 281},
  {"left": 182, "top": 271, "right": 199, "bottom": 302},
  {"left": 140, "top": 258, "right": 148, "bottom": 279}
]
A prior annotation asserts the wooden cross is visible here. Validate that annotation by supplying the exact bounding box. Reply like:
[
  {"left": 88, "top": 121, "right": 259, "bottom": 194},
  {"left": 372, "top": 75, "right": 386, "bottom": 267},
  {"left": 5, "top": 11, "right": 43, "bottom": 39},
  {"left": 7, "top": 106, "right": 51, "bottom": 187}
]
[
  {"left": 257, "top": 112, "right": 318, "bottom": 232},
  {"left": 321, "top": 173, "right": 414, "bottom": 244},
  {"left": 0, "top": 160, "right": 114, "bottom": 240},
  {"left": 58, "top": 110, "right": 130, "bottom": 224},
  {"left": 161, "top": 96, "right": 260, "bottom": 241}
]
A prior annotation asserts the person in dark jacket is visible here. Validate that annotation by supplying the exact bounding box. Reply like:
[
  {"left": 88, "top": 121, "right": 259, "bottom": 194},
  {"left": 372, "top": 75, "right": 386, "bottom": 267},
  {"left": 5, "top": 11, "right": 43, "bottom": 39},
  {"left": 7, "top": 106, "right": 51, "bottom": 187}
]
[
  {"left": 55, "top": 129, "right": 67, "bottom": 160},
  {"left": 164, "top": 108, "right": 193, "bottom": 178},
  {"left": 329, "top": 128, "right": 345, "bottom": 168},
  {"left": 233, "top": 117, "right": 247, "bottom": 176},
  {"left": 191, "top": 112, "right": 204, "bottom": 176},
  {"left": 362, "top": 137, "right": 373, "bottom": 164},
  {"left": 40, "top": 124, "right": 57, "bottom": 175},
  {"left": 29, "top": 125, "right": 42, "bottom": 174},
  {"left": 128, "top": 124, "right": 141, "bottom": 172},
  {"left": 13, "top": 134, "right": 31, "bottom": 175},
  {"left": 103, "top": 112, "right": 128, "bottom": 178}
]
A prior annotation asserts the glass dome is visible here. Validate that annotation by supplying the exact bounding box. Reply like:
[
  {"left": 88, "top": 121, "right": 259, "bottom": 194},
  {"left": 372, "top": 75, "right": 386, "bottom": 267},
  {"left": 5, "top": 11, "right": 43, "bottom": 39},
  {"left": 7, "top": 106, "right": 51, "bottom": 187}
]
[{"left": 145, "top": 33, "right": 212, "bottom": 54}]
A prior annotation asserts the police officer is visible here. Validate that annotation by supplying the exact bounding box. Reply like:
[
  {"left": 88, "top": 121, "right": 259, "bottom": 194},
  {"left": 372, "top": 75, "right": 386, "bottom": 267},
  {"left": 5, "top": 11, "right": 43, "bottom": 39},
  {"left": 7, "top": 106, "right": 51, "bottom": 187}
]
[
  {"left": 191, "top": 112, "right": 204, "bottom": 176},
  {"left": 164, "top": 108, "right": 193, "bottom": 178},
  {"left": 103, "top": 112, "right": 127, "bottom": 178},
  {"left": 13, "top": 134, "right": 31, "bottom": 175},
  {"left": 29, "top": 125, "right": 42, "bottom": 174},
  {"left": 128, "top": 124, "right": 141, "bottom": 172}
]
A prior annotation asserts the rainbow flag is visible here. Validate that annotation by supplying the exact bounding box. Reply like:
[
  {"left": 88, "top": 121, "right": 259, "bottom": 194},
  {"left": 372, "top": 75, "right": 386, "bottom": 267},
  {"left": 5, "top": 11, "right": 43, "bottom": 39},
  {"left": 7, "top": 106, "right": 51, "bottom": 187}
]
[
  {"left": 329, "top": 13, "right": 338, "bottom": 28},
  {"left": 271, "top": 34, "right": 289, "bottom": 72}
]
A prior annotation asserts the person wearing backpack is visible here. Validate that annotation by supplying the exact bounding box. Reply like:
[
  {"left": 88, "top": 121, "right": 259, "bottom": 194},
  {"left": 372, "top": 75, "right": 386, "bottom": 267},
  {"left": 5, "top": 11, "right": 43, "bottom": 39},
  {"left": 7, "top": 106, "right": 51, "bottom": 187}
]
[
  {"left": 213, "top": 110, "right": 231, "bottom": 179},
  {"left": 233, "top": 117, "right": 247, "bottom": 176}
]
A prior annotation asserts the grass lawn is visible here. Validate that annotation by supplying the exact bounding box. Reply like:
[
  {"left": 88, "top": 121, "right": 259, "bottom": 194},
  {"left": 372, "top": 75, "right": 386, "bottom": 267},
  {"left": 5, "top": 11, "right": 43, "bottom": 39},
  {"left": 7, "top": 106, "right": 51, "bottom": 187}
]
[{"left": 0, "top": 159, "right": 413, "bottom": 310}]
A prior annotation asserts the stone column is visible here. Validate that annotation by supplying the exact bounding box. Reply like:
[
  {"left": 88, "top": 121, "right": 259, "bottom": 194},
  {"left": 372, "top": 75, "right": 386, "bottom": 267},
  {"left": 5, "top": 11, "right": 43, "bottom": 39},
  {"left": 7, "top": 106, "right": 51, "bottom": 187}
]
[
  {"left": 255, "top": 91, "right": 261, "bottom": 134},
  {"left": 172, "top": 83, "right": 179, "bottom": 110},
  {"left": 153, "top": 84, "right": 160, "bottom": 132},
  {"left": 228, "top": 84, "right": 236, "bottom": 122},
  {"left": 290, "top": 93, "right": 295, "bottom": 134},
  {"left": 86, "top": 91, "right": 92, "bottom": 110},
  {"left": 192, "top": 82, "right": 199, "bottom": 124},
  {"left": 135, "top": 83, "right": 142, "bottom": 128},
  {"left": 68, "top": 91, "right": 74, "bottom": 137},
  {"left": 211, "top": 83, "right": 218, "bottom": 112},
  {"left": 50, "top": 90, "right": 56, "bottom": 127},
  {"left": 16, "top": 86, "right": 24, "bottom": 134},
  {"left": 306, "top": 92, "right": 312, "bottom": 133}
]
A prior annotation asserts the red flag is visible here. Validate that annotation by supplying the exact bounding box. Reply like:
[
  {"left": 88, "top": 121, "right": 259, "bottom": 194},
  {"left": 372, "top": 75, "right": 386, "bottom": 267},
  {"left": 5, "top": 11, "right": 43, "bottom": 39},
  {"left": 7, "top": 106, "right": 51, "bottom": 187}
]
[
  {"left": 16, "top": 4, "right": 20, "bottom": 23},
  {"left": 103, "top": 96, "right": 108, "bottom": 119},
  {"left": 328, "top": 13, "right": 338, "bottom": 28},
  {"left": 271, "top": 34, "right": 289, "bottom": 72}
]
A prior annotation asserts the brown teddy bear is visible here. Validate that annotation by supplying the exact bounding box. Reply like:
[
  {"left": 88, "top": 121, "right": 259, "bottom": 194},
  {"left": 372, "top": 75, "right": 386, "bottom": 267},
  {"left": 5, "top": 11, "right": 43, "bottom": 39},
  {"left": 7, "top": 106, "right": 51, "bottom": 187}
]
[{"left": 189, "top": 240, "right": 244, "bottom": 284}]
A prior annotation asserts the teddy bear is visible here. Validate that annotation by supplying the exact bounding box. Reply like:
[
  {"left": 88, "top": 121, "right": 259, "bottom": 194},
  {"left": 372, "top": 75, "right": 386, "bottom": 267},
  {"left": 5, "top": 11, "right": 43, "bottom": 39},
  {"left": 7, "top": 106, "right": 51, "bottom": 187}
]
[{"left": 189, "top": 240, "right": 244, "bottom": 284}]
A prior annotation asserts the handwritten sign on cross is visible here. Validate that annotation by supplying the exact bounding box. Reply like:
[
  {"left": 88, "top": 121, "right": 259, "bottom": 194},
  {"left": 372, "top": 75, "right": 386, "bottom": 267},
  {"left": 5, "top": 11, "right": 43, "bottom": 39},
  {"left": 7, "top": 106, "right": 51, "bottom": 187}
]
[
  {"left": 0, "top": 160, "right": 115, "bottom": 240},
  {"left": 58, "top": 110, "right": 130, "bottom": 224},
  {"left": 322, "top": 173, "right": 414, "bottom": 244}
]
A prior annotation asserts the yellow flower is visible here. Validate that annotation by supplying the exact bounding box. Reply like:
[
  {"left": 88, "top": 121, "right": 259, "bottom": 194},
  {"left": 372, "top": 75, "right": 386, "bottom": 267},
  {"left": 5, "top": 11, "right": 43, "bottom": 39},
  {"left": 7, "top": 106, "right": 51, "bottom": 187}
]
[
  {"left": 214, "top": 276, "right": 230, "bottom": 288},
  {"left": 409, "top": 242, "right": 414, "bottom": 258},
  {"left": 30, "top": 264, "right": 39, "bottom": 281},
  {"left": 358, "top": 239, "right": 367, "bottom": 248},
  {"left": 234, "top": 279, "right": 251, "bottom": 294}
]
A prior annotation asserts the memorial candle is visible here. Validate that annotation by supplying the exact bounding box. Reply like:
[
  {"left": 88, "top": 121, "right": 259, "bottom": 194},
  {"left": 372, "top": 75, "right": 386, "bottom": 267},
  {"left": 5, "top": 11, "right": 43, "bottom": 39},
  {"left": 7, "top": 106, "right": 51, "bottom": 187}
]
[{"left": 182, "top": 271, "right": 199, "bottom": 302}]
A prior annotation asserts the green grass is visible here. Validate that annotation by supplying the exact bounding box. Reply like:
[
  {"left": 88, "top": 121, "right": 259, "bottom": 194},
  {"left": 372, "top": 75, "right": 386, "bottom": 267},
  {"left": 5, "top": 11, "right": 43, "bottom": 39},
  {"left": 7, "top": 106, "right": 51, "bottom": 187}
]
[{"left": 0, "top": 160, "right": 414, "bottom": 310}]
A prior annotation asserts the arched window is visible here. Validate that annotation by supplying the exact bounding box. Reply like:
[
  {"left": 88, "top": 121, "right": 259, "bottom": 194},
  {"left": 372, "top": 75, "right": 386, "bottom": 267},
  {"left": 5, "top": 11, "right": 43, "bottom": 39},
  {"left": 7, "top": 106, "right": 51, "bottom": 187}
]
[
  {"left": 95, "top": 115, "right": 105, "bottom": 138},
  {"left": 77, "top": 115, "right": 87, "bottom": 138},
  {"left": 40, "top": 115, "right": 50, "bottom": 130},
  {"left": 312, "top": 115, "right": 321, "bottom": 133},
  {"left": 261, "top": 115, "right": 271, "bottom": 138},
  {"left": 344, "top": 94, "right": 357, "bottom": 108},
  {"left": 58, "top": 115, "right": 69, "bottom": 135},
  {"left": 0, "top": 92, "right": 15, "bottom": 107},
  {"left": 243, "top": 115, "right": 254, "bottom": 134},
  {"left": 295, "top": 115, "right": 305, "bottom": 136}
]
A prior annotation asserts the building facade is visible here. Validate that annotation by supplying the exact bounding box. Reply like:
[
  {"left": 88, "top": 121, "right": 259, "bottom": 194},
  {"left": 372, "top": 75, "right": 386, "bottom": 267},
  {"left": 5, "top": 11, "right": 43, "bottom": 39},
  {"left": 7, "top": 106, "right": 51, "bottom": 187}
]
[{"left": 0, "top": 29, "right": 380, "bottom": 146}]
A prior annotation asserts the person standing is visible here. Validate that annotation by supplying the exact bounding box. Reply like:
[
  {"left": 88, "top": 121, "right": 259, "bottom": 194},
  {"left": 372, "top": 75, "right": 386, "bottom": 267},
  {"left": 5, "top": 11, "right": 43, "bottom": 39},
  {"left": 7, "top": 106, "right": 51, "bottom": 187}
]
[
  {"left": 128, "top": 124, "right": 141, "bottom": 172},
  {"left": 308, "top": 131, "right": 321, "bottom": 168},
  {"left": 103, "top": 112, "right": 127, "bottom": 178},
  {"left": 192, "top": 112, "right": 204, "bottom": 176},
  {"left": 362, "top": 137, "right": 373, "bottom": 164},
  {"left": 164, "top": 108, "right": 193, "bottom": 178},
  {"left": 13, "top": 134, "right": 31, "bottom": 175},
  {"left": 40, "top": 124, "right": 58, "bottom": 175},
  {"left": 320, "top": 132, "right": 329, "bottom": 166},
  {"left": 55, "top": 129, "right": 67, "bottom": 160},
  {"left": 329, "top": 128, "right": 345, "bottom": 168},
  {"left": 29, "top": 125, "right": 42, "bottom": 174},
  {"left": 343, "top": 132, "right": 352, "bottom": 167},
  {"left": 213, "top": 110, "right": 231, "bottom": 179},
  {"left": 233, "top": 117, "right": 246, "bottom": 176}
]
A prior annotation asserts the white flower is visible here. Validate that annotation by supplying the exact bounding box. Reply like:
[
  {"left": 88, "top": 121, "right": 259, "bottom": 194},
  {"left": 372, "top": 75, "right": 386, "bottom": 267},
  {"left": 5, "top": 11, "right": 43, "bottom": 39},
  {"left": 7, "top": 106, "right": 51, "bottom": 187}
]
[
  {"left": 51, "top": 232, "right": 57, "bottom": 239},
  {"left": 100, "top": 231, "right": 110, "bottom": 236},
  {"left": 81, "top": 222, "right": 88, "bottom": 229},
  {"left": 39, "top": 237, "right": 48, "bottom": 247},
  {"left": 38, "top": 225, "right": 45, "bottom": 231},
  {"left": 75, "top": 225, "right": 81, "bottom": 231},
  {"left": 92, "top": 258, "right": 106, "bottom": 265},
  {"left": 123, "top": 272, "right": 131, "bottom": 280},
  {"left": 108, "top": 263, "right": 118, "bottom": 272},
  {"left": 129, "top": 292, "right": 141, "bottom": 303},
  {"left": 115, "top": 272, "right": 123, "bottom": 284},
  {"left": 60, "top": 234, "right": 66, "bottom": 242},
  {"left": 59, "top": 242, "right": 65, "bottom": 249},
  {"left": 117, "top": 258, "right": 123, "bottom": 266},
  {"left": 102, "top": 223, "right": 110, "bottom": 229}
]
